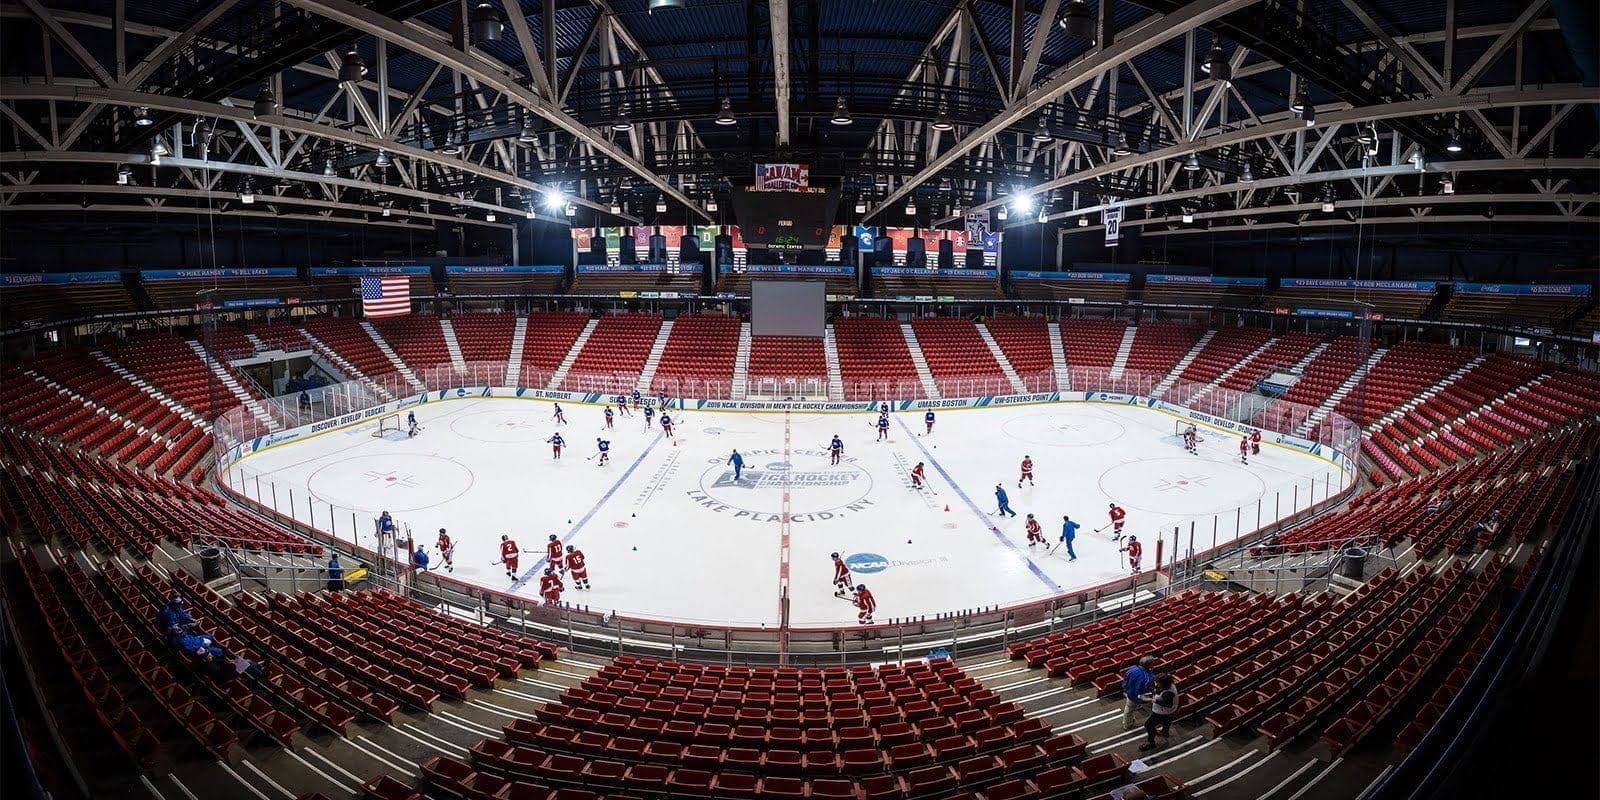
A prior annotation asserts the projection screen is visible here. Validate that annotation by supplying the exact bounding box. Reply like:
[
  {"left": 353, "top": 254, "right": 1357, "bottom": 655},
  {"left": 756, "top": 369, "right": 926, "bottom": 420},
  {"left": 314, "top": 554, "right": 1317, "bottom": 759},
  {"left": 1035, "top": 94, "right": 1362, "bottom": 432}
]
[{"left": 751, "top": 280, "right": 826, "bottom": 337}]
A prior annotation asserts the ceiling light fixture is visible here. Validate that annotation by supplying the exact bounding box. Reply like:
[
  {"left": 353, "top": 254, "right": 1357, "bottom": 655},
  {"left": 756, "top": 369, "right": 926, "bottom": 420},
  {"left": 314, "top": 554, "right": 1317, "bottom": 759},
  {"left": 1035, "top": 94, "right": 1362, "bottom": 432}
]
[
  {"left": 323, "top": 159, "right": 336, "bottom": 177},
  {"left": 1241, "top": 162, "right": 1255, "bottom": 183},
  {"left": 469, "top": 2, "right": 504, "bottom": 43},
  {"left": 648, "top": 0, "right": 686, "bottom": 10},
  {"left": 518, "top": 115, "right": 537, "bottom": 143},
  {"left": 383, "top": 206, "right": 392, "bottom": 217},
  {"left": 904, "top": 198, "right": 917, "bottom": 215},
  {"left": 831, "top": 97, "right": 853, "bottom": 126},
  {"left": 1184, "top": 153, "right": 1200, "bottom": 171},
  {"left": 931, "top": 104, "right": 953, "bottom": 132},
  {"left": 1112, "top": 131, "right": 1132, "bottom": 156},
  {"left": 1201, "top": 45, "right": 1231, "bottom": 84},
  {"left": 1078, "top": 215, "right": 1088, "bottom": 227},
  {"left": 1012, "top": 193, "right": 1035, "bottom": 214},
  {"left": 565, "top": 203, "right": 576, "bottom": 218},
  {"left": 609, "top": 199, "right": 622, "bottom": 215},
  {"left": 612, "top": 108, "right": 633, "bottom": 131},
  {"left": 1357, "top": 124, "right": 1375, "bottom": 145},
  {"left": 1442, "top": 177, "right": 1455, "bottom": 195},
  {"left": 1302, "top": 104, "right": 1316, "bottom": 127},
  {"left": 239, "top": 180, "right": 255, "bottom": 204},
  {"left": 1445, "top": 130, "right": 1463, "bottom": 153},
  {"left": 133, "top": 106, "right": 153, "bottom": 126},
  {"left": 1037, "top": 207, "right": 1048, "bottom": 224},
  {"left": 542, "top": 189, "right": 564, "bottom": 210},
  {"left": 1289, "top": 89, "right": 1307, "bottom": 114},
  {"left": 1182, "top": 209, "right": 1194, "bottom": 223},
  {"left": 374, "top": 150, "right": 390, "bottom": 168},
  {"left": 1032, "top": 116, "right": 1053, "bottom": 143},
  {"left": 442, "top": 130, "right": 462, "bottom": 155},
  {"left": 252, "top": 85, "right": 276, "bottom": 117},
  {"left": 150, "top": 138, "right": 168, "bottom": 159},
  {"left": 996, "top": 206, "right": 1008, "bottom": 221},
  {"left": 706, "top": 198, "right": 718, "bottom": 212},
  {"left": 486, "top": 211, "right": 496, "bottom": 222},
  {"left": 715, "top": 97, "right": 737, "bottom": 126},
  {"left": 655, "top": 196, "right": 667, "bottom": 213},
  {"left": 1058, "top": 0, "right": 1095, "bottom": 40},
  {"left": 339, "top": 48, "right": 367, "bottom": 83},
  {"left": 116, "top": 164, "right": 131, "bottom": 185}
]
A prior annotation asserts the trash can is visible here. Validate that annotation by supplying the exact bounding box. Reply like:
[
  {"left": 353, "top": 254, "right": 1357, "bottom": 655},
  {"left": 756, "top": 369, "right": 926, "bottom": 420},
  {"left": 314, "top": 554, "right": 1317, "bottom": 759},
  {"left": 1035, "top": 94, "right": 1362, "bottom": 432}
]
[
  {"left": 1340, "top": 546, "right": 1368, "bottom": 580},
  {"left": 199, "top": 546, "right": 225, "bottom": 582}
]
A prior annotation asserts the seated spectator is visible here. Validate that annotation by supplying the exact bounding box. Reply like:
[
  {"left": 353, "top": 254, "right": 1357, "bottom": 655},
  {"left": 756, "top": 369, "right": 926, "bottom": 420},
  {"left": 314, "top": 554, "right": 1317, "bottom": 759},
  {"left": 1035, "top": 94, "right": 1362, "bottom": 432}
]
[
  {"left": 176, "top": 630, "right": 225, "bottom": 662},
  {"left": 158, "top": 595, "right": 195, "bottom": 632},
  {"left": 229, "top": 653, "right": 265, "bottom": 681}
]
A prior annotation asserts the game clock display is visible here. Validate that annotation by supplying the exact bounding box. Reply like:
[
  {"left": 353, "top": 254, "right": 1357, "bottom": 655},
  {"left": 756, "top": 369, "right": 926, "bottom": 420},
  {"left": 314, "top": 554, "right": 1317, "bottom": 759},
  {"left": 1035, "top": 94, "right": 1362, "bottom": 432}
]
[{"left": 731, "top": 187, "right": 839, "bottom": 250}]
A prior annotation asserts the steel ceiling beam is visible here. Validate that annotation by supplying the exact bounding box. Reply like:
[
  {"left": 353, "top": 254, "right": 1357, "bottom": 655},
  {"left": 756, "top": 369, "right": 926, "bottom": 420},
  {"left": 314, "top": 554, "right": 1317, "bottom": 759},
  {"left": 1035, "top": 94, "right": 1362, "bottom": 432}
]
[
  {"left": 281, "top": 0, "right": 707, "bottom": 220},
  {"left": 955, "top": 85, "right": 1595, "bottom": 222},
  {"left": 0, "top": 83, "right": 626, "bottom": 220},
  {"left": 865, "top": 0, "right": 1264, "bottom": 221},
  {"left": 770, "top": 0, "right": 791, "bottom": 147},
  {"left": 1136, "top": 212, "right": 1598, "bottom": 238}
]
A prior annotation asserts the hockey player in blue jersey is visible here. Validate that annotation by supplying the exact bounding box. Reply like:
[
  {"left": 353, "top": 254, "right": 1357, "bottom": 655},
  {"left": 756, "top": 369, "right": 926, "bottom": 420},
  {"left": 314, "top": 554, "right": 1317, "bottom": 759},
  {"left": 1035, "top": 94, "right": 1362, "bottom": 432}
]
[
  {"left": 595, "top": 438, "right": 611, "bottom": 466},
  {"left": 827, "top": 435, "right": 844, "bottom": 465},
  {"left": 406, "top": 411, "right": 419, "bottom": 437},
  {"left": 547, "top": 432, "right": 565, "bottom": 459},
  {"left": 1059, "top": 516, "right": 1080, "bottom": 561},
  {"left": 876, "top": 414, "right": 890, "bottom": 441},
  {"left": 879, "top": 401, "right": 890, "bottom": 416},
  {"left": 924, "top": 410, "right": 935, "bottom": 434},
  {"left": 643, "top": 405, "right": 655, "bottom": 429},
  {"left": 631, "top": 389, "right": 642, "bottom": 408},
  {"left": 603, "top": 406, "right": 614, "bottom": 429},
  {"left": 728, "top": 449, "right": 745, "bottom": 481},
  {"left": 412, "top": 546, "right": 431, "bottom": 572},
  {"left": 994, "top": 485, "right": 1017, "bottom": 517},
  {"left": 552, "top": 403, "right": 568, "bottom": 425},
  {"left": 657, "top": 389, "right": 668, "bottom": 409},
  {"left": 660, "top": 413, "right": 674, "bottom": 438},
  {"left": 615, "top": 395, "right": 632, "bottom": 416}
]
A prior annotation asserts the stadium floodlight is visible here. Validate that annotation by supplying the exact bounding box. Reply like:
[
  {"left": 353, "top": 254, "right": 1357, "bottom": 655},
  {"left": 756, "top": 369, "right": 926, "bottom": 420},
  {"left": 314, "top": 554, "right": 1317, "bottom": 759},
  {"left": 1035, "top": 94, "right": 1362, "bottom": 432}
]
[
  {"left": 252, "top": 85, "right": 276, "bottom": 117},
  {"left": 932, "top": 104, "right": 953, "bottom": 132},
  {"left": 904, "top": 198, "right": 917, "bottom": 215},
  {"left": 612, "top": 108, "right": 633, "bottom": 131},
  {"left": 565, "top": 203, "right": 576, "bottom": 218},
  {"left": 116, "top": 165, "right": 132, "bottom": 185},
  {"left": 323, "top": 159, "right": 337, "bottom": 177},
  {"left": 1032, "top": 117, "right": 1053, "bottom": 143},
  {"left": 339, "top": 49, "right": 367, "bottom": 83},
  {"left": 1078, "top": 215, "right": 1089, "bottom": 227},
  {"left": 133, "top": 106, "right": 153, "bottom": 126},
  {"left": 1184, "top": 153, "right": 1200, "bottom": 171},
  {"left": 518, "top": 115, "right": 538, "bottom": 142},
  {"left": 706, "top": 198, "right": 718, "bottom": 212},
  {"left": 1058, "top": 0, "right": 1095, "bottom": 40},
  {"left": 715, "top": 97, "right": 737, "bottom": 126},
  {"left": 1445, "top": 130, "right": 1463, "bottom": 153},
  {"left": 1442, "top": 177, "right": 1455, "bottom": 195},
  {"left": 1241, "top": 162, "right": 1255, "bottom": 183},
  {"left": 150, "top": 138, "right": 168, "bottom": 159},
  {"left": 1011, "top": 193, "right": 1035, "bottom": 214},
  {"left": 854, "top": 199, "right": 867, "bottom": 214},
  {"left": 996, "top": 206, "right": 1008, "bottom": 221},
  {"left": 831, "top": 97, "right": 853, "bottom": 126},
  {"left": 469, "top": 2, "right": 503, "bottom": 43},
  {"left": 542, "top": 189, "right": 565, "bottom": 210},
  {"left": 655, "top": 196, "right": 668, "bottom": 213},
  {"left": 1182, "top": 209, "right": 1194, "bottom": 223},
  {"left": 485, "top": 212, "right": 496, "bottom": 222},
  {"left": 239, "top": 181, "right": 256, "bottom": 204},
  {"left": 1201, "top": 45, "right": 1231, "bottom": 85},
  {"left": 374, "top": 150, "right": 390, "bottom": 168}
]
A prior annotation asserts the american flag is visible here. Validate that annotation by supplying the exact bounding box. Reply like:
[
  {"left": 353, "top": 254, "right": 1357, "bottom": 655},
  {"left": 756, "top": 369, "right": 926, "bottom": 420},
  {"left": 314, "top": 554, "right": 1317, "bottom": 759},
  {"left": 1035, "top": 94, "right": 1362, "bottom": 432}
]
[{"left": 360, "top": 276, "right": 411, "bottom": 318}]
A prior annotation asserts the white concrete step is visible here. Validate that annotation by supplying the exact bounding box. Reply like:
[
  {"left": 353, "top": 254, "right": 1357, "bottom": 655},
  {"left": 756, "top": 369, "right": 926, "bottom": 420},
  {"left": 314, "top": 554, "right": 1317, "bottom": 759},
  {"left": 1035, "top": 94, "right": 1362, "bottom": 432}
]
[
  {"left": 22, "top": 368, "right": 169, "bottom": 442},
  {"left": 1374, "top": 355, "right": 1485, "bottom": 428},
  {"left": 1188, "top": 335, "right": 1278, "bottom": 404},
  {"left": 1046, "top": 321, "right": 1070, "bottom": 391},
  {"left": 976, "top": 323, "right": 1027, "bottom": 394},
  {"left": 185, "top": 339, "right": 279, "bottom": 431},
  {"left": 1288, "top": 340, "right": 1331, "bottom": 372},
  {"left": 548, "top": 317, "right": 600, "bottom": 390},
  {"left": 823, "top": 325, "right": 844, "bottom": 401},
  {"left": 1153, "top": 330, "right": 1215, "bottom": 396},
  {"left": 900, "top": 323, "right": 942, "bottom": 400},
  {"left": 243, "top": 332, "right": 269, "bottom": 353},
  {"left": 438, "top": 317, "right": 469, "bottom": 373},
  {"left": 731, "top": 322, "right": 752, "bottom": 400},
  {"left": 635, "top": 319, "right": 675, "bottom": 393},
  {"left": 505, "top": 315, "right": 529, "bottom": 386},
  {"left": 295, "top": 328, "right": 395, "bottom": 402},
  {"left": 1106, "top": 324, "right": 1138, "bottom": 379},
  {"left": 1296, "top": 347, "right": 1388, "bottom": 436},
  {"left": 91, "top": 351, "right": 206, "bottom": 425},
  {"left": 358, "top": 320, "right": 425, "bottom": 392}
]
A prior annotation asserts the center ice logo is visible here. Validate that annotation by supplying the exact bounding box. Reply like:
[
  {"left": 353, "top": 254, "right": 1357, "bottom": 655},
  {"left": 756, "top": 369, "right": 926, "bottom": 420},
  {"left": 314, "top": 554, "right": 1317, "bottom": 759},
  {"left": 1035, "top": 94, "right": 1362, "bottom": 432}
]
[
  {"left": 845, "top": 553, "right": 891, "bottom": 574},
  {"left": 689, "top": 450, "right": 875, "bottom": 522},
  {"left": 709, "top": 461, "right": 857, "bottom": 490}
]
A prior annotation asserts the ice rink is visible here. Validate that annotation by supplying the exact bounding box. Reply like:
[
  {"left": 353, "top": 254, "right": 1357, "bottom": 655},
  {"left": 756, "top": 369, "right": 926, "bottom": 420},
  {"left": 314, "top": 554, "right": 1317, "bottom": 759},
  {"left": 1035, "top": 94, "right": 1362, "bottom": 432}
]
[{"left": 226, "top": 397, "right": 1351, "bottom": 628}]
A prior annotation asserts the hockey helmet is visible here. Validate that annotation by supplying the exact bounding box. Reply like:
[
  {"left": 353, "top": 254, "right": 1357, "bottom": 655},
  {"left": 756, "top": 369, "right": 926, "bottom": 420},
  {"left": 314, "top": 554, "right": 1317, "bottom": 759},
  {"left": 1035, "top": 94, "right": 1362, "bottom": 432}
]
[
  {"left": 856, "top": 584, "right": 866, "bottom": 592},
  {"left": 831, "top": 552, "right": 840, "bottom": 558},
  {"left": 549, "top": 533, "right": 558, "bottom": 541}
]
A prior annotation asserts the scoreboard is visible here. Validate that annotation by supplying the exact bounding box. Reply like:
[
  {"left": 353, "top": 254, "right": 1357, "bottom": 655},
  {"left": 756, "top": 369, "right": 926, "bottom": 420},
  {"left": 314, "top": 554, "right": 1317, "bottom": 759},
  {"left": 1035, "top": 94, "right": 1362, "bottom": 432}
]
[{"left": 730, "top": 188, "right": 840, "bottom": 250}]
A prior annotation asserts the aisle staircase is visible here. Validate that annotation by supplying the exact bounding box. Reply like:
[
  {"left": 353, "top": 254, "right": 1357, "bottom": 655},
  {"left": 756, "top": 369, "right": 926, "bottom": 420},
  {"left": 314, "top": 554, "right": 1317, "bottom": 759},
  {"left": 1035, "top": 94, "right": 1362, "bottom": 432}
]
[
  {"left": 1289, "top": 340, "right": 1332, "bottom": 372},
  {"left": 297, "top": 329, "right": 395, "bottom": 401},
  {"left": 243, "top": 332, "right": 270, "bottom": 352},
  {"left": 1188, "top": 336, "right": 1278, "bottom": 404},
  {"left": 358, "top": 321, "right": 425, "bottom": 391},
  {"left": 185, "top": 340, "right": 279, "bottom": 431},
  {"left": 822, "top": 325, "right": 844, "bottom": 400},
  {"left": 547, "top": 318, "right": 599, "bottom": 390},
  {"left": 505, "top": 315, "right": 529, "bottom": 386},
  {"left": 1372, "top": 355, "right": 1486, "bottom": 428},
  {"left": 900, "top": 323, "right": 942, "bottom": 400},
  {"left": 634, "top": 319, "right": 675, "bottom": 392},
  {"left": 976, "top": 323, "right": 1028, "bottom": 394},
  {"left": 1046, "top": 321, "right": 1070, "bottom": 391},
  {"left": 1106, "top": 325, "right": 1138, "bottom": 379},
  {"left": 438, "top": 318, "right": 468, "bottom": 373},
  {"left": 91, "top": 351, "right": 205, "bottom": 425},
  {"left": 731, "top": 323, "right": 752, "bottom": 399},
  {"left": 1296, "top": 347, "right": 1389, "bottom": 436},
  {"left": 1152, "top": 330, "right": 1216, "bottom": 396}
]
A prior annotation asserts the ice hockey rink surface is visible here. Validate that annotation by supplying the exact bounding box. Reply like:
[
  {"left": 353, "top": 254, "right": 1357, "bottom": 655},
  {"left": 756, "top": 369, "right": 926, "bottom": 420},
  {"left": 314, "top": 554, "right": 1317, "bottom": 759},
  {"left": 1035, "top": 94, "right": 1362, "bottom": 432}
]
[{"left": 227, "top": 398, "right": 1351, "bottom": 628}]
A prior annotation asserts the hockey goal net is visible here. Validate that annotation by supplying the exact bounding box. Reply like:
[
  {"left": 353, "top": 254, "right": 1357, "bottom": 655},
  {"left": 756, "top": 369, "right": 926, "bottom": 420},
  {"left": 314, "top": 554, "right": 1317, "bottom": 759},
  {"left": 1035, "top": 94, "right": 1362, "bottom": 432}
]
[
  {"left": 1174, "top": 420, "right": 1205, "bottom": 441},
  {"left": 373, "top": 414, "right": 403, "bottom": 438}
]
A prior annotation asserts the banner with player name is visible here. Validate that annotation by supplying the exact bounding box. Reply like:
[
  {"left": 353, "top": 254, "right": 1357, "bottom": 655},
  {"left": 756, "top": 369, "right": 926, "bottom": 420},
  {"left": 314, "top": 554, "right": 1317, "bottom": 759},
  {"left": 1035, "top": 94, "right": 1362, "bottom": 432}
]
[
  {"left": 1103, "top": 206, "right": 1124, "bottom": 246},
  {"left": 632, "top": 226, "right": 652, "bottom": 256},
  {"left": 1146, "top": 274, "right": 1267, "bottom": 286},
  {"left": 444, "top": 265, "right": 563, "bottom": 275},
  {"left": 729, "top": 226, "right": 746, "bottom": 251},
  {"left": 754, "top": 163, "right": 810, "bottom": 190},
  {"left": 310, "top": 266, "right": 430, "bottom": 276},
  {"left": 141, "top": 267, "right": 298, "bottom": 280},
  {"left": 1452, "top": 282, "right": 1592, "bottom": 296},
  {"left": 964, "top": 211, "right": 991, "bottom": 242},
  {"left": 744, "top": 265, "right": 854, "bottom": 275},
  {"left": 2, "top": 270, "right": 122, "bottom": 285},
  {"left": 1279, "top": 278, "right": 1437, "bottom": 292}
]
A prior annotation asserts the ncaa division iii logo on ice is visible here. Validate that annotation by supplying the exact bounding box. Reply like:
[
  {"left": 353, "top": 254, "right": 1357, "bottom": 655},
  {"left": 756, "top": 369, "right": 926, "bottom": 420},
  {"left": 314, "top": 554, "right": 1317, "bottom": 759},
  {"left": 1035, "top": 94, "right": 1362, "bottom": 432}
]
[{"left": 687, "top": 450, "right": 875, "bottom": 523}]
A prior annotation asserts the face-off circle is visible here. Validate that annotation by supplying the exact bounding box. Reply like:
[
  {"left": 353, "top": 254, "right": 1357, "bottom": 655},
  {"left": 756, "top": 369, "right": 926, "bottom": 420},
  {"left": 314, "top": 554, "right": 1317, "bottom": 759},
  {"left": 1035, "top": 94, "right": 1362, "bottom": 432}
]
[
  {"left": 1001, "top": 412, "right": 1126, "bottom": 448},
  {"left": 448, "top": 408, "right": 558, "bottom": 444},
  {"left": 1098, "top": 458, "right": 1268, "bottom": 516},
  {"left": 306, "top": 454, "right": 475, "bottom": 513}
]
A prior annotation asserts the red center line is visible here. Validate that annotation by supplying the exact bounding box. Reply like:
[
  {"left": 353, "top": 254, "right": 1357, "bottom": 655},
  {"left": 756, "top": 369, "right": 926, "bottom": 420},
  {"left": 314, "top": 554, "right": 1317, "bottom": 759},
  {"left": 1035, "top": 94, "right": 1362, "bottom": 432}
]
[{"left": 778, "top": 412, "right": 793, "bottom": 621}]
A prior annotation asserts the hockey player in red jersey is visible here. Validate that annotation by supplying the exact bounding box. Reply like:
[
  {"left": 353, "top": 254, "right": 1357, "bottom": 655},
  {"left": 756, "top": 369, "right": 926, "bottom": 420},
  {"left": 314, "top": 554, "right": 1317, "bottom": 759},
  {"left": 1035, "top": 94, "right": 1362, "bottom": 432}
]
[
  {"left": 1239, "top": 436, "right": 1250, "bottom": 465},
  {"left": 546, "top": 534, "right": 564, "bottom": 573},
  {"left": 831, "top": 552, "right": 853, "bottom": 596},
  {"left": 1108, "top": 503, "right": 1127, "bottom": 541},
  {"left": 1017, "top": 455, "right": 1034, "bottom": 487},
  {"left": 854, "top": 584, "right": 876, "bottom": 624},
  {"left": 1124, "top": 536, "right": 1143, "bottom": 573},
  {"left": 1024, "top": 513, "right": 1046, "bottom": 547},
  {"left": 565, "top": 545, "right": 590, "bottom": 590},
  {"left": 499, "top": 535, "right": 520, "bottom": 579},
  {"left": 436, "top": 528, "right": 455, "bottom": 573},
  {"left": 1250, "top": 428, "right": 1262, "bottom": 455},
  {"left": 539, "top": 567, "right": 564, "bottom": 605},
  {"left": 910, "top": 461, "right": 926, "bottom": 489}
]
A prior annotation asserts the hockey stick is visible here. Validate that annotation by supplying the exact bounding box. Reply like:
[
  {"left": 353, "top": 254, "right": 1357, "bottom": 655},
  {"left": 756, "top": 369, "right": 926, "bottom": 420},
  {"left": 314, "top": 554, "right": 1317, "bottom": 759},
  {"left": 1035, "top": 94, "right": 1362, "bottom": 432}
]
[{"left": 1093, "top": 524, "right": 1108, "bottom": 533}]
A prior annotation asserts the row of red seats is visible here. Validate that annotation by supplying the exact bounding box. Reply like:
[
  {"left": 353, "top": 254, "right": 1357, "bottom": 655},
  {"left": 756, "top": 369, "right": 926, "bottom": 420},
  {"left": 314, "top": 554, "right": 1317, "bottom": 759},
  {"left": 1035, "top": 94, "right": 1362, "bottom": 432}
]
[
  {"left": 29, "top": 347, "right": 197, "bottom": 441},
  {"left": 1260, "top": 336, "right": 1366, "bottom": 430},
  {"left": 372, "top": 315, "right": 453, "bottom": 374},
  {"left": 651, "top": 314, "right": 740, "bottom": 397},
  {"left": 1122, "top": 321, "right": 1202, "bottom": 376},
  {"left": 1334, "top": 341, "right": 1474, "bottom": 424},
  {"left": 105, "top": 332, "right": 241, "bottom": 419},
  {"left": 747, "top": 335, "right": 827, "bottom": 390},
  {"left": 450, "top": 312, "right": 518, "bottom": 365},
  {"left": 302, "top": 318, "right": 396, "bottom": 379},
  {"left": 1165, "top": 327, "right": 1272, "bottom": 403},
  {"left": 1058, "top": 319, "right": 1126, "bottom": 371},
  {"left": 562, "top": 313, "right": 663, "bottom": 391},
  {"left": 983, "top": 317, "right": 1055, "bottom": 389},
  {"left": 1216, "top": 331, "right": 1324, "bottom": 393},
  {"left": 522, "top": 312, "right": 594, "bottom": 378},
  {"left": 833, "top": 318, "right": 922, "bottom": 400},
  {"left": 910, "top": 318, "right": 1008, "bottom": 392}
]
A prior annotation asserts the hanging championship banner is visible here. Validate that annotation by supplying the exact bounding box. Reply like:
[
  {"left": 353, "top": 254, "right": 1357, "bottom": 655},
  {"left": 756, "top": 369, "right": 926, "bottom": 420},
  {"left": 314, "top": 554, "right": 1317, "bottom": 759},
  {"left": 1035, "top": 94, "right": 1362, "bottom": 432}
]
[
  {"left": 754, "top": 163, "right": 810, "bottom": 190},
  {"left": 572, "top": 228, "right": 595, "bottom": 249},
  {"left": 965, "top": 211, "right": 990, "bottom": 241},
  {"left": 1103, "top": 206, "right": 1124, "bottom": 247}
]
